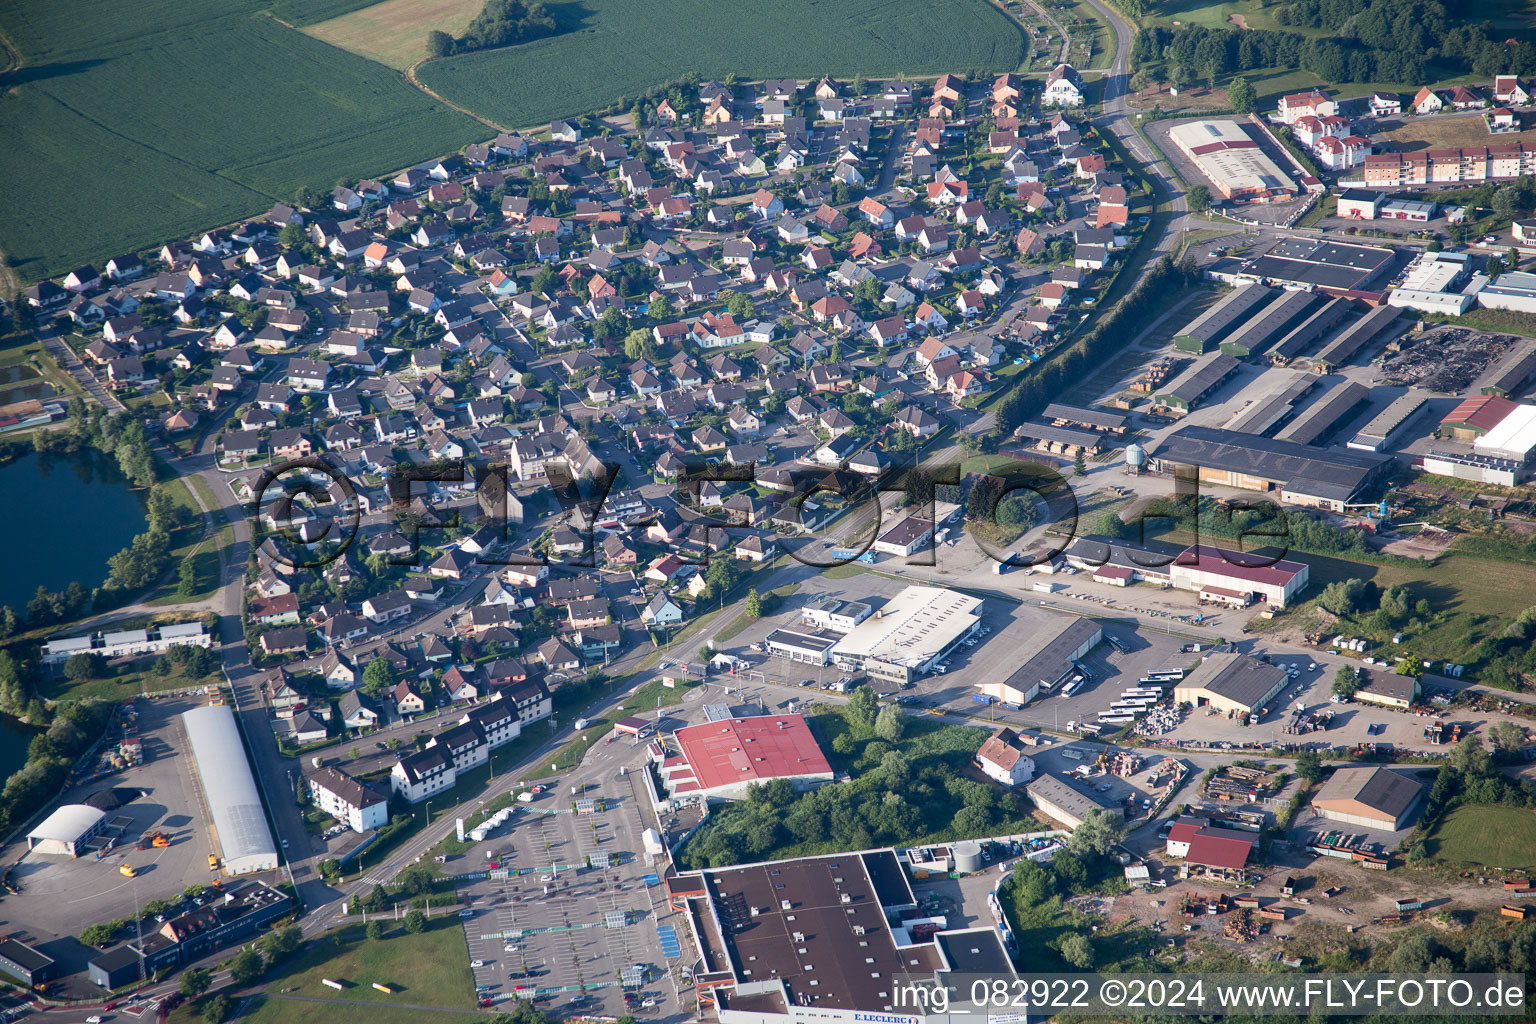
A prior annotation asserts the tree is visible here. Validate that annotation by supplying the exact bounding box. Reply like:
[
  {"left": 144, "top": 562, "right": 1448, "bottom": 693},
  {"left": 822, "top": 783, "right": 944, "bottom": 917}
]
[
  {"left": 623, "top": 328, "right": 656, "bottom": 361},
  {"left": 1332, "top": 666, "right": 1360, "bottom": 699},
  {"left": 202, "top": 994, "right": 230, "bottom": 1024},
  {"left": 366, "top": 920, "right": 385, "bottom": 940},
  {"left": 1067, "top": 808, "right": 1126, "bottom": 856},
  {"left": 1059, "top": 932, "right": 1095, "bottom": 969},
  {"left": 647, "top": 294, "right": 675, "bottom": 322},
  {"left": 179, "top": 967, "right": 213, "bottom": 1000},
  {"left": 362, "top": 657, "right": 398, "bottom": 696},
  {"left": 529, "top": 263, "right": 557, "bottom": 296},
  {"left": 227, "top": 947, "right": 264, "bottom": 985},
  {"left": 874, "top": 704, "right": 906, "bottom": 742},
  {"left": 1096, "top": 510, "right": 1127, "bottom": 540},
  {"left": 1186, "top": 184, "right": 1212, "bottom": 213},
  {"left": 744, "top": 588, "right": 762, "bottom": 618},
  {"left": 1319, "top": 577, "right": 1372, "bottom": 616},
  {"left": 1073, "top": 449, "right": 1087, "bottom": 477},
  {"left": 63, "top": 652, "right": 104, "bottom": 681},
  {"left": 1491, "top": 721, "right": 1527, "bottom": 760},
  {"left": 1227, "top": 75, "right": 1256, "bottom": 114},
  {"left": 404, "top": 909, "right": 427, "bottom": 934},
  {"left": 1295, "top": 749, "right": 1323, "bottom": 784},
  {"left": 262, "top": 925, "right": 302, "bottom": 958},
  {"left": 178, "top": 557, "right": 198, "bottom": 598},
  {"left": 81, "top": 921, "right": 122, "bottom": 947},
  {"left": 845, "top": 688, "right": 879, "bottom": 730},
  {"left": 425, "top": 29, "right": 455, "bottom": 57}
]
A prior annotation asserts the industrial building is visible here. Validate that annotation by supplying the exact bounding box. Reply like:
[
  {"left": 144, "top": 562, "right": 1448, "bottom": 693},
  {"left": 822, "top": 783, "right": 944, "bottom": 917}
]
[
  {"left": 1275, "top": 381, "right": 1370, "bottom": 445},
  {"left": 1026, "top": 773, "right": 1122, "bottom": 830},
  {"left": 0, "top": 938, "right": 55, "bottom": 986},
  {"left": 686, "top": 849, "right": 1019, "bottom": 1024},
  {"left": 1043, "top": 402, "right": 1129, "bottom": 435},
  {"left": 976, "top": 727, "right": 1037, "bottom": 787},
  {"left": 1478, "top": 343, "right": 1536, "bottom": 397},
  {"left": 658, "top": 714, "right": 833, "bottom": 801},
  {"left": 1169, "top": 120, "right": 1296, "bottom": 202},
  {"left": 1311, "top": 766, "right": 1425, "bottom": 830},
  {"left": 1432, "top": 402, "right": 1536, "bottom": 484},
  {"left": 1353, "top": 670, "right": 1421, "bottom": 709},
  {"left": 1173, "top": 652, "right": 1289, "bottom": 715},
  {"left": 831, "top": 585, "right": 982, "bottom": 683},
  {"left": 1219, "top": 289, "right": 1320, "bottom": 359},
  {"left": 1387, "top": 251, "right": 1478, "bottom": 315},
  {"left": 1154, "top": 352, "right": 1241, "bottom": 414},
  {"left": 1440, "top": 395, "right": 1517, "bottom": 439},
  {"left": 974, "top": 615, "right": 1103, "bottom": 704},
  {"left": 26, "top": 803, "right": 107, "bottom": 856},
  {"left": 88, "top": 881, "right": 292, "bottom": 989},
  {"left": 763, "top": 627, "right": 838, "bottom": 666},
  {"left": 1226, "top": 372, "right": 1317, "bottom": 436},
  {"left": 181, "top": 704, "right": 279, "bottom": 875},
  {"left": 1476, "top": 270, "right": 1536, "bottom": 314},
  {"left": 1151, "top": 425, "right": 1394, "bottom": 511},
  {"left": 872, "top": 513, "right": 936, "bottom": 557},
  {"left": 1172, "top": 283, "right": 1276, "bottom": 353},
  {"left": 1270, "top": 297, "right": 1352, "bottom": 364},
  {"left": 1217, "top": 237, "right": 1395, "bottom": 294},
  {"left": 800, "top": 596, "right": 872, "bottom": 633},
  {"left": 1312, "top": 304, "right": 1407, "bottom": 371},
  {"left": 1165, "top": 821, "right": 1255, "bottom": 870},
  {"left": 1169, "top": 544, "right": 1310, "bottom": 609},
  {"left": 1347, "top": 393, "right": 1429, "bottom": 452}
]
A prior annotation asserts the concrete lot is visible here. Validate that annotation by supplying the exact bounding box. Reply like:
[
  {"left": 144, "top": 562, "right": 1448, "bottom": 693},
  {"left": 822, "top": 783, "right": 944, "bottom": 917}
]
[
  {"left": 456, "top": 780, "right": 678, "bottom": 1018},
  {"left": 1, "top": 696, "right": 218, "bottom": 946}
]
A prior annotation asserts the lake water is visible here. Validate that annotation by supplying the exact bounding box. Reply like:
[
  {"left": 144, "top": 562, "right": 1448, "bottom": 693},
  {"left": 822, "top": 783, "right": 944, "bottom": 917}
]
[{"left": 0, "top": 449, "right": 148, "bottom": 612}]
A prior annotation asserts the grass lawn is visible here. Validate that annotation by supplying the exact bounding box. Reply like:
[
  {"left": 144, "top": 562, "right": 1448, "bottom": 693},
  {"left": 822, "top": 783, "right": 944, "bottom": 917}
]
[
  {"left": 1428, "top": 804, "right": 1536, "bottom": 873},
  {"left": 304, "top": 0, "right": 485, "bottom": 69},
  {"left": 1378, "top": 115, "right": 1536, "bottom": 152},
  {"left": 415, "top": 0, "right": 1025, "bottom": 129}
]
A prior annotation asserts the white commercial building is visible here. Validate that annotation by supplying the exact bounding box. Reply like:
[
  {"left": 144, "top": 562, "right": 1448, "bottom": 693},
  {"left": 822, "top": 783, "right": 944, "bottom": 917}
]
[
  {"left": 1477, "top": 270, "right": 1536, "bottom": 313},
  {"left": 976, "top": 728, "right": 1037, "bottom": 787},
  {"left": 1169, "top": 120, "right": 1296, "bottom": 203},
  {"left": 42, "top": 621, "right": 212, "bottom": 664},
  {"left": 1387, "top": 251, "right": 1477, "bottom": 315},
  {"left": 830, "top": 585, "right": 982, "bottom": 683},
  {"left": 182, "top": 704, "right": 279, "bottom": 874},
  {"left": 26, "top": 804, "right": 107, "bottom": 857},
  {"left": 1474, "top": 401, "right": 1536, "bottom": 462}
]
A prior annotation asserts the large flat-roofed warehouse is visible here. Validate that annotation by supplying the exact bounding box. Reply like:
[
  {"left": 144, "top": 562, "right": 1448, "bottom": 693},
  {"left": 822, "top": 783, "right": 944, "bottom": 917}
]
[
  {"left": 831, "top": 585, "right": 982, "bottom": 683},
  {"left": 974, "top": 616, "right": 1103, "bottom": 704},
  {"left": 1475, "top": 270, "right": 1536, "bottom": 314},
  {"left": 182, "top": 704, "right": 278, "bottom": 875},
  {"left": 1270, "top": 297, "right": 1351, "bottom": 363},
  {"left": 697, "top": 850, "right": 1016, "bottom": 1024},
  {"left": 1311, "top": 766, "right": 1424, "bottom": 830},
  {"left": 1479, "top": 342, "right": 1536, "bottom": 397},
  {"left": 1275, "top": 381, "right": 1370, "bottom": 445},
  {"left": 1474, "top": 402, "right": 1536, "bottom": 461},
  {"left": 1432, "top": 403, "right": 1536, "bottom": 484},
  {"left": 1227, "top": 237, "right": 1395, "bottom": 293},
  {"left": 1219, "top": 289, "right": 1320, "bottom": 359},
  {"left": 658, "top": 714, "right": 833, "bottom": 801},
  {"left": 1312, "top": 304, "right": 1407, "bottom": 371},
  {"left": 1441, "top": 395, "right": 1518, "bottom": 439},
  {"left": 1151, "top": 424, "right": 1393, "bottom": 511},
  {"left": 26, "top": 803, "right": 107, "bottom": 856},
  {"left": 1173, "top": 652, "right": 1289, "bottom": 715},
  {"left": 1347, "top": 392, "right": 1429, "bottom": 452},
  {"left": 1026, "top": 773, "right": 1122, "bottom": 830},
  {"left": 1173, "top": 283, "right": 1276, "bottom": 353},
  {"left": 1169, "top": 120, "right": 1296, "bottom": 202},
  {"left": 1154, "top": 352, "right": 1240, "bottom": 414}
]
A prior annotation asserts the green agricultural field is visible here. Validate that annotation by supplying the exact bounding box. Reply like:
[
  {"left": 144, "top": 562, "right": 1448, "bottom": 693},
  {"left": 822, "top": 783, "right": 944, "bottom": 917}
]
[
  {"left": 0, "top": 0, "right": 483, "bottom": 284},
  {"left": 1428, "top": 804, "right": 1536, "bottom": 873},
  {"left": 414, "top": 0, "right": 1026, "bottom": 129}
]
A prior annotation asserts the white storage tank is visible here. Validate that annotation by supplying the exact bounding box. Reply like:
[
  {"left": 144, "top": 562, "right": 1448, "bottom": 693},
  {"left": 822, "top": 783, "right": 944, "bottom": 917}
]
[{"left": 953, "top": 840, "right": 984, "bottom": 874}]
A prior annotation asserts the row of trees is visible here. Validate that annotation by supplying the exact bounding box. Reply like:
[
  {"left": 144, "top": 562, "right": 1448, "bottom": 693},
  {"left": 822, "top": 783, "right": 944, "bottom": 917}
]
[
  {"left": 1133, "top": 22, "right": 1427, "bottom": 90},
  {"left": 0, "top": 699, "right": 112, "bottom": 834},
  {"left": 427, "top": 0, "right": 558, "bottom": 56}
]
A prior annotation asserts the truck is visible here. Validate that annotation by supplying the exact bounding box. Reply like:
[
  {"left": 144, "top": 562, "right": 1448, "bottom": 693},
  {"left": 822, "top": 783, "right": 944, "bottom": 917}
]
[
  {"left": 972, "top": 693, "right": 995, "bottom": 705},
  {"left": 120, "top": 864, "right": 137, "bottom": 877},
  {"left": 208, "top": 854, "right": 219, "bottom": 871},
  {"left": 1061, "top": 747, "right": 1084, "bottom": 760},
  {"left": 1033, "top": 582, "right": 1060, "bottom": 593},
  {"left": 829, "top": 548, "right": 877, "bottom": 565}
]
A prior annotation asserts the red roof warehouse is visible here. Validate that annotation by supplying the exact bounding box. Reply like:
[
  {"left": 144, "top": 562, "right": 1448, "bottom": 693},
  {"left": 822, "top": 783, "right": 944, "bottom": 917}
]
[
  {"left": 1166, "top": 821, "right": 1255, "bottom": 871},
  {"left": 655, "top": 715, "right": 834, "bottom": 801}
]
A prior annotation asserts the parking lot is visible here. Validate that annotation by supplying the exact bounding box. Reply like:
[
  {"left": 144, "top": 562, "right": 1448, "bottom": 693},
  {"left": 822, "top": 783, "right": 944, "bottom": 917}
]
[
  {"left": 0, "top": 696, "right": 217, "bottom": 950},
  {"left": 454, "top": 783, "right": 680, "bottom": 1018}
]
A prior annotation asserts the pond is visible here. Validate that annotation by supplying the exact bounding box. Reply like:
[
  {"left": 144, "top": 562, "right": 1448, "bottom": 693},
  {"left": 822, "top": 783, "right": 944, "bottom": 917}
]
[{"left": 0, "top": 448, "right": 148, "bottom": 612}]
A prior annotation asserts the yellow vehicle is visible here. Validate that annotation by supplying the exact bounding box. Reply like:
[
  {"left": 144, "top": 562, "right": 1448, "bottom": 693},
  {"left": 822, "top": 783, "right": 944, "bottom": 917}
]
[
  {"left": 151, "top": 834, "right": 170, "bottom": 848},
  {"left": 119, "top": 864, "right": 136, "bottom": 877},
  {"left": 208, "top": 854, "right": 219, "bottom": 871}
]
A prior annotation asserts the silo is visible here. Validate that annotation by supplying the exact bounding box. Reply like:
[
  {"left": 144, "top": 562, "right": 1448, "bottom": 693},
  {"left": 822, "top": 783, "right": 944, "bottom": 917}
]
[
  {"left": 953, "top": 840, "right": 984, "bottom": 874},
  {"left": 1125, "top": 442, "right": 1147, "bottom": 475}
]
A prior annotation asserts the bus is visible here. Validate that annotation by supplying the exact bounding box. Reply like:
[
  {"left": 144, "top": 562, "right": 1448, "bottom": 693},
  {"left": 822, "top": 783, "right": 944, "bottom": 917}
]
[
  {"left": 1121, "top": 688, "right": 1164, "bottom": 700},
  {"left": 1111, "top": 701, "right": 1153, "bottom": 714},
  {"left": 1144, "top": 669, "right": 1185, "bottom": 681},
  {"left": 1098, "top": 712, "right": 1135, "bottom": 724},
  {"left": 1060, "top": 679, "right": 1082, "bottom": 698}
]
